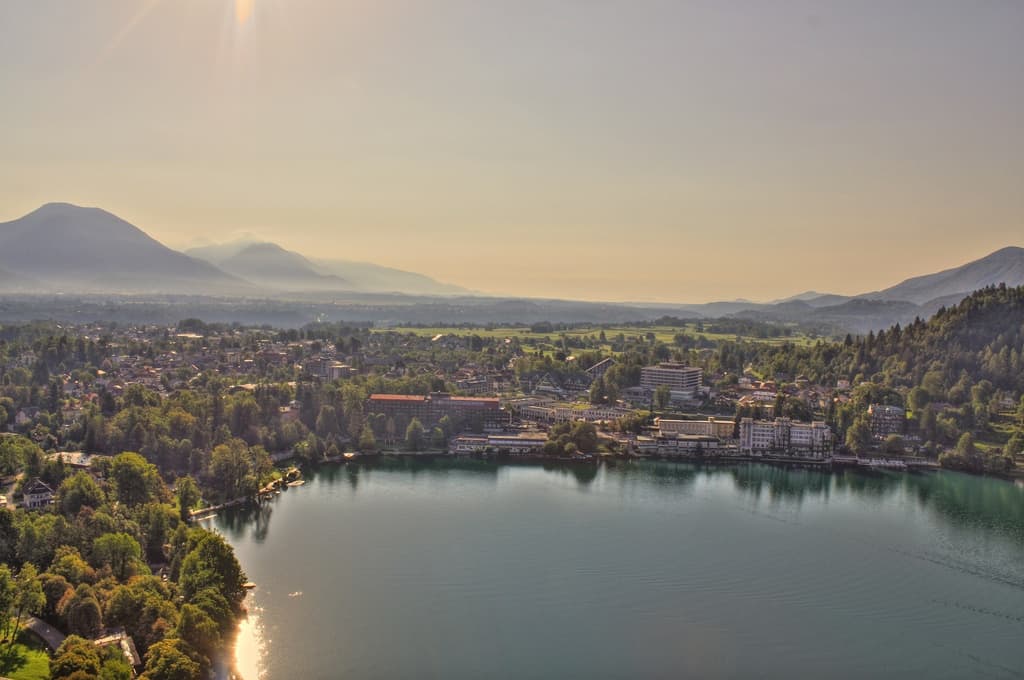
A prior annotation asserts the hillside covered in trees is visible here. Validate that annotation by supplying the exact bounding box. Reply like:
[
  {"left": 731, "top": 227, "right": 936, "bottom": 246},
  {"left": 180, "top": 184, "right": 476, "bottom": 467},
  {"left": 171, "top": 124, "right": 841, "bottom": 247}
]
[{"left": 712, "top": 284, "right": 1024, "bottom": 472}]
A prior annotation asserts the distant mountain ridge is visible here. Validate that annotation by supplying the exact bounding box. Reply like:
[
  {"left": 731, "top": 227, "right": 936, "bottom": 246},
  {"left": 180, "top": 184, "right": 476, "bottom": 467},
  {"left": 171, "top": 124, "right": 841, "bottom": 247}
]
[
  {"left": 215, "top": 243, "right": 350, "bottom": 292},
  {"left": 186, "top": 238, "right": 468, "bottom": 295},
  {"left": 863, "top": 246, "right": 1024, "bottom": 305},
  {"left": 0, "top": 203, "right": 245, "bottom": 293},
  {"left": 0, "top": 203, "right": 467, "bottom": 297},
  {"left": 1, "top": 203, "right": 1021, "bottom": 333}
]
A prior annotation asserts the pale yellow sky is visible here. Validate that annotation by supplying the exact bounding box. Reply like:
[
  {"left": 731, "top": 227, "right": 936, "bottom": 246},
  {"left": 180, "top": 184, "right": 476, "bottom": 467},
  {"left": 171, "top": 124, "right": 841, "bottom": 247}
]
[{"left": 1, "top": 1, "right": 1022, "bottom": 302}]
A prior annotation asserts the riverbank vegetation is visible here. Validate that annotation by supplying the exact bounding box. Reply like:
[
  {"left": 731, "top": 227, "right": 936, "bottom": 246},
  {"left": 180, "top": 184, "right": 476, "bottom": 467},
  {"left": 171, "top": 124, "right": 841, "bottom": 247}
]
[{"left": 0, "top": 450, "right": 247, "bottom": 679}]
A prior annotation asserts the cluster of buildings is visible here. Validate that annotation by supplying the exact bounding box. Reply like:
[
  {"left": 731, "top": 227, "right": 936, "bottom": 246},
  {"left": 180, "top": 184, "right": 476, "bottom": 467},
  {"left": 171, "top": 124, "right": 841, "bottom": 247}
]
[{"left": 626, "top": 416, "right": 834, "bottom": 460}]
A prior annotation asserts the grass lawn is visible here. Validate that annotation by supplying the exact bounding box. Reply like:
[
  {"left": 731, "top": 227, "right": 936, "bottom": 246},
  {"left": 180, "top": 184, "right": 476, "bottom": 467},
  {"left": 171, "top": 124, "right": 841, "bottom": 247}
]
[
  {"left": 377, "top": 324, "right": 819, "bottom": 348},
  {"left": 0, "top": 628, "right": 51, "bottom": 680}
]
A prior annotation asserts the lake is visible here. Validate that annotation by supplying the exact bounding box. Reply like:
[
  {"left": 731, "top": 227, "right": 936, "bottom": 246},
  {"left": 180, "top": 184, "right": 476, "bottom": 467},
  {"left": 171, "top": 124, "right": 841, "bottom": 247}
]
[{"left": 204, "top": 460, "right": 1024, "bottom": 679}]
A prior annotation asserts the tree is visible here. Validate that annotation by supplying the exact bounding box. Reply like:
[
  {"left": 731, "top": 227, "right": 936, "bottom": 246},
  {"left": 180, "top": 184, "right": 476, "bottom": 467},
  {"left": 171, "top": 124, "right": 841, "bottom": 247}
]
[
  {"left": 956, "top": 432, "right": 977, "bottom": 458},
  {"left": 404, "top": 418, "right": 424, "bottom": 452},
  {"left": 430, "top": 427, "right": 447, "bottom": 450},
  {"left": 92, "top": 532, "right": 143, "bottom": 582},
  {"left": 50, "top": 546, "right": 96, "bottom": 586},
  {"left": 63, "top": 585, "right": 104, "bottom": 638},
  {"left": 51, "top": 635, "right": 102, "bottom": 680},
  {"left": 209, "top": 439, "right": 256, "bottom": 501},
  {"left": 99, "top": 658, "right": 134, "bottom": 680},
  {"left": 654, "top": 385, "right": 671, "bottom": 411},
  {"left": 0, "top": 564, "right": 14, "bottom": 643},
  {"left": 176, "top": 476, "right": 200, "bottom": 522},
  {"left": 111, "top": 452, "right": 161, "bottom": 507},
  {"left": 179, "top": 533, "right": 247, "bottom": 608},
  {"left": 1005, "top": 432, "right": 1024, "bottom": 457},
  {"left": 139, "top": 638, "right": 201, "bottom": 680},
  {"left": 176, "top": 603, "right": 221, "bottom": 663},
  {"left": 58, "top": 471, "right": 105, "bottom": 515},
  {"left": 315, "top": 405, "right": 341, "bottom": 439},
  {"left": 7, "top": 563, "right": 44, "bottom": 650},
  {"left": 358, "top": 425, "right": 377, "bottom": 452},
  {"left": 845, "top": 421, "right": 872, "bottom": 455}
]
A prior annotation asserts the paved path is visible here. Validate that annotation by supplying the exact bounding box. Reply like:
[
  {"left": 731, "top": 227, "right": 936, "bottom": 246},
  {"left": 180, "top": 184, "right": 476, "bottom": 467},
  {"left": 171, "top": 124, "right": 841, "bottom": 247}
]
[{"left": 24, "top": 616, "right": 65, "bottom": 652}]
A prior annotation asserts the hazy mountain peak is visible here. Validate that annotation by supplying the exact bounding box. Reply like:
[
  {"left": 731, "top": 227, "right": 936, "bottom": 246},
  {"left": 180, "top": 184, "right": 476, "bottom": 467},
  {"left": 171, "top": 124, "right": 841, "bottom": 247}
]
[
  {"left": 0, "top": 203, "right": 245, "bottom": 294},
  {"left": 865, "top": 246, "right": 1024, "bottom": 304}
]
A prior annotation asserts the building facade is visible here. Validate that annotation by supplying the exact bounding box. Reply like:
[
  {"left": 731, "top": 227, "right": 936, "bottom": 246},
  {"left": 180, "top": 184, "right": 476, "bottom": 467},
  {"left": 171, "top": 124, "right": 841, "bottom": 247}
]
[
  {"left": 367, "top": 392, "right": 504, "bottom": 431},
  {"left": 23, "top": 478, "right": 54, "bottom": 509},
  {"left": 739, "top": 418, "right": 834, "bottom": 458},
  {"left": 640, "top": 363, "right": 703, "bottom": 397},
  {"left": 657, "top": 417, "right": 736, "bottom": 439},
  {"left": 868, "top": 404, "right": 906, "bottom": 439}
]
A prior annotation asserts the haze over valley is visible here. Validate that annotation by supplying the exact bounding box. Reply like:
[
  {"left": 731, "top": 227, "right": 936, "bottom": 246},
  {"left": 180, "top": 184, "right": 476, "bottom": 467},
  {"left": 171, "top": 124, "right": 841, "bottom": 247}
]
[{"left": 2, "top": 202, "right": 1024, "bottom": 333}]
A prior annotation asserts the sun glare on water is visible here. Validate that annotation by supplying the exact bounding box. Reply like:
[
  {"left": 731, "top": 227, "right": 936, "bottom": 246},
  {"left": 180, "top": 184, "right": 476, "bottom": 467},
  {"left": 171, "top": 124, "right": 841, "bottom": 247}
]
[
  {"left": 236, "top": 0, "right": 255, "bottom": 25},
  {"left": 233, "top": 594, "right": 267, "bottom": 680}
]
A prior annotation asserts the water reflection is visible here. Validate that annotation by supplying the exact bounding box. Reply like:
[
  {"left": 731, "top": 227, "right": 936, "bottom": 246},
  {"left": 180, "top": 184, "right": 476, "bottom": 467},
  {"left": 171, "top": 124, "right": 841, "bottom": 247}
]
[
  {"left": 540, "top": 461, "right": 600, "bottom": 486},
  {"left": 212, "top": 460, "right": 1024, "bottom": 549},
  {"left": 234, "top": 593, "right": 266, "bottom": 680}
]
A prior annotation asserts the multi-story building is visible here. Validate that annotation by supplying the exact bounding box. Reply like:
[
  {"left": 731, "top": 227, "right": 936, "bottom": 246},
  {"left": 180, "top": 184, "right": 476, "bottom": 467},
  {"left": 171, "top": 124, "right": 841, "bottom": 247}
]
[
  {"left": 868, "top": 404, "right": 905, "bottom": 439},
  {"left": 325, "top": 362, "right": 355, "bottom": 381},
  {"left": 640, "top": 362, "right": 703, "bottom": 397},
  {"left": 367, "top": 392, "right": 504, "bottom": 430},
  {"left": 518, "top": 403, "right": 632, "bottom": 425},
  {"left": 739, "top": 418, "right": 834, "bottom": 459},
  {"left": 450, "top": 433, "right": 548, "bottom": 455},
  {"left": 657, "top": 417, "right": 736, "bottom": 439}
]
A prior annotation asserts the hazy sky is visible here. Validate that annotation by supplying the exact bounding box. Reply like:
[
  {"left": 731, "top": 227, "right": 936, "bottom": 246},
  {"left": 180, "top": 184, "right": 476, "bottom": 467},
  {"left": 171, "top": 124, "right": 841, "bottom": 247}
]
[{"left": 2, "top": 1, "right": 1022, "bottom": 302}]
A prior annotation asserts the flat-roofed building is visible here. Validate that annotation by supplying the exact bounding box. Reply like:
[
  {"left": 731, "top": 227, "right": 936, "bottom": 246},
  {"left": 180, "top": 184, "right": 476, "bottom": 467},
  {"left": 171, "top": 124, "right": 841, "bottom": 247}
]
[
  {"left": 368, "top": 392, "right": 504, "bottom": 430},
  {"left": 739, "top": 418, "right": 833, "bottom": 459},
  {"left": 640, "top": 362, "right": 703, "bottom": 397},
  {"left": 657, "top": 417, "right": 736, "bottom": 439}
]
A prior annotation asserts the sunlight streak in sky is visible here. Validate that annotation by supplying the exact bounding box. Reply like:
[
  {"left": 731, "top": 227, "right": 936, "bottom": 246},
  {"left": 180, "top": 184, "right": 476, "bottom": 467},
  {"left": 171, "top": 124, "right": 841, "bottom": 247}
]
[
  {"left": 88, "top": 0, "right": 163, "bottom": 76},
  {"left": 236, "top": 0, "right": 255, "bottom": 26}
]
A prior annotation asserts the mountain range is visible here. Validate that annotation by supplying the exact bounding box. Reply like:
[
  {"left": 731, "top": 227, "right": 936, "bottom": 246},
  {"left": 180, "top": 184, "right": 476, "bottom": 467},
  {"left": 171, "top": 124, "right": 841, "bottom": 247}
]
[
  {"left": 0, "top": 203, "right": 466, "bottom": 296},
  {"left": 184, "top": 239, "right": 468, "bottom": 296},
  {"left": 1, "top": 202, "right": 1023, "bottom": 331}
]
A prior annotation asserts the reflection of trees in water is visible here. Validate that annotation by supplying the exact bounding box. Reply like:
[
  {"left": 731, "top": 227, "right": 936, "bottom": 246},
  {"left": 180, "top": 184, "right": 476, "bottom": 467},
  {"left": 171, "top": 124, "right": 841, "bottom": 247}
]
[
  {"left": 603, "top": 459, "right": 700, "bottom": 493},
  {"left": 215, "top": 460, "right": 1024, "bottom": 549},
  {"left": 216, "top": 501, "right": 274, "bottom": 544},
  {"left": 351, "top": 457, "right": 502, "bottom": 478},
  {"left": 904, "top": 471, "right": 1024, "bottom": 539},
  {"left": 540, "top": 462, "right": 599, "bottom": 486},
  {"left": 727, "top": 464, "right": 834, "bottom": 505},
  {"left": 830, "top": 469, "right": 900, "bottom": 498}
]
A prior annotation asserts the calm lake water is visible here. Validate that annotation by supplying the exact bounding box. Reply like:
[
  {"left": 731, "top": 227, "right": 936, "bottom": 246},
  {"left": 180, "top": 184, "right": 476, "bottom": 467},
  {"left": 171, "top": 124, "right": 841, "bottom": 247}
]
[{"left": 205, "top": 460, "right": 1024, "bottom": 680}]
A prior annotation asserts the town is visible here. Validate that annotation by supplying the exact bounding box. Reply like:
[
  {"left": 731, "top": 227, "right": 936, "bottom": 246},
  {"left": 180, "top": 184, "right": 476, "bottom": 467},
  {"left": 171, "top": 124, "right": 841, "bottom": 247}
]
[{"left": 11, "top": 313, "right": 1017, "bottom": 517}]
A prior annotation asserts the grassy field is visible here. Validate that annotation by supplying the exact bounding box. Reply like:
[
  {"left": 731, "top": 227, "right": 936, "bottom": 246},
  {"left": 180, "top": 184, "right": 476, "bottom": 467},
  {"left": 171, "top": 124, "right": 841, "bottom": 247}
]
[
  {"left": 0, "top": 629, "right": 50, "bottom": 680},
  {"left": 377, "top": 324, "right": 819, "bottom": 348}
]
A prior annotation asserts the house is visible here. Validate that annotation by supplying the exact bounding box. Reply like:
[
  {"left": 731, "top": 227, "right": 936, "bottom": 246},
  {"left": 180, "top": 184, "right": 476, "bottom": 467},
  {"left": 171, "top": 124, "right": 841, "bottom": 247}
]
[
  {"left": 22, "top": 478, "right": 54, "bottom": 509},
  {"left": 94, "top": 628, "right": 143, "bottom": 675}
]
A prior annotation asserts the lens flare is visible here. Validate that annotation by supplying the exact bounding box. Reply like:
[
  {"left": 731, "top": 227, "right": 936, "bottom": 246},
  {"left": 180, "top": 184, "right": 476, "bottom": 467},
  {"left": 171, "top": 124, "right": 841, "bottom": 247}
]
[{"left": 236, "top": 0, "right": 254, "bottom": 25}]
